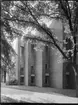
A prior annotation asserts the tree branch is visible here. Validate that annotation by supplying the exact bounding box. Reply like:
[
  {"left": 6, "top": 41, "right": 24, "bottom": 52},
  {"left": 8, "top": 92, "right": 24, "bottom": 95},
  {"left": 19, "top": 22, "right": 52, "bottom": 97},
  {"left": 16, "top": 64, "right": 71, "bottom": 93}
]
[
  {"left": 59, "top": 0, "right": 73, "bottom": 31},
  {"left": 24, "top": 2, "right": 69, "bottom": 60},
  {"left": 4, "top": 1, "right": 69, "bottom": 60},
  {"left": 24, "top": 36, "right": 54, "bottom": 45}
]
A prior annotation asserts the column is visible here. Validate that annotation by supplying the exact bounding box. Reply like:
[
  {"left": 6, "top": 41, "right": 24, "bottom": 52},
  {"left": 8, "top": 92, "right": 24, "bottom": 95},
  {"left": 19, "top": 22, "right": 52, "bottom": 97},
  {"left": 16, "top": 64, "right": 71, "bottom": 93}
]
[
  {"left": 15, "top": 37, "right": 21, "bottom": 84},
  {"left": 35, "top": 50, "right": 43, "bottom": 87},
  {"left": 24, "top": 41, "right": 31, "bottom": 86}
]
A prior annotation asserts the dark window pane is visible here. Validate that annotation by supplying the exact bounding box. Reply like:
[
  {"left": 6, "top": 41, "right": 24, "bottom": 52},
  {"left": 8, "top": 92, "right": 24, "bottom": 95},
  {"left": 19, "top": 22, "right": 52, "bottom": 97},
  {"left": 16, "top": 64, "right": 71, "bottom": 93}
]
[
  {"left": 45, "top": 64, "right": 47, "bottom": 69},
  {"left": 31, "top": 66, "right": 34, "bottom": 74},
  {"left": 20, "top": 68, "right": 24, "bottom": 75},
  {"left": 31, "top": 76, "right": 35, "bottom": 84},
  {"left": 20, "top": 77, "right": 24, "bottom": 84},
  {"left": 45, "top": 64, "right": 48, "bottom": 73},
  {"left": 45, "top": 76, "right": 49, "bottom": 84}
]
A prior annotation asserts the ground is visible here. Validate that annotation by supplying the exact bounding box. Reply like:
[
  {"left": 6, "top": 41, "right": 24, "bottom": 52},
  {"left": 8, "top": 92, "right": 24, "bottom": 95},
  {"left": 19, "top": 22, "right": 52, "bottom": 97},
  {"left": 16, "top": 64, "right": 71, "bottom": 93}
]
[
  {"left": 1, "top": 83, "right": 78, "bottom": 103},
  {"left": 1, "top": 95, "right": 29, "bottom": 103},
  {"left": 1, "top": 95, "right": 20, "bottom": 103}
]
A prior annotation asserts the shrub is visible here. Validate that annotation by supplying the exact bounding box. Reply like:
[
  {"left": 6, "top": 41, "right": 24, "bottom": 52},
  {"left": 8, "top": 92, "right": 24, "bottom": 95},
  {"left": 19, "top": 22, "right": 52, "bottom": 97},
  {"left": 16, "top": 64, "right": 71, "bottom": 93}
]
[{"left": 6, "top": 79, "right": 18, "bottom": 85}]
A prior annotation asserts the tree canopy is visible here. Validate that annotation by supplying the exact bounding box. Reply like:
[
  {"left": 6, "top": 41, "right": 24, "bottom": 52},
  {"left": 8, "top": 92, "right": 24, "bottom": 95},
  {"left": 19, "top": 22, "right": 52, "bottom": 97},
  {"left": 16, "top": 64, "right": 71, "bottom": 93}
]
[{"left": 1, "top": 0, "right": 78, "bottom": 62}]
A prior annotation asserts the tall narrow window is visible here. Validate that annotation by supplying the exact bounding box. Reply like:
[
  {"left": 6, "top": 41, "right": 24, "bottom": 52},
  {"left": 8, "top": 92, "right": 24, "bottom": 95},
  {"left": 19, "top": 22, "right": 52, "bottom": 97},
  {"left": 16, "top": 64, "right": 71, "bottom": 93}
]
[
  {"left": 31, "top": 66, "right": 34, "bottom": 74},
  {"left": 20, "top": 67, "right": 24, "bottom": 85},
  {"left": 45, "top": 64, "right": 48, "bottom": 73},
  {"left": 45, "top": 64, "right": 48, "bottom": 69},
  {"left": 20, "top": 46, "right": 24, "bottom": 66},
  {"left": 20, "top": 68, "right": 24, "bottom": 75},
  {"left": 31, "top": 65, "right": 35, "bottom": 85}
]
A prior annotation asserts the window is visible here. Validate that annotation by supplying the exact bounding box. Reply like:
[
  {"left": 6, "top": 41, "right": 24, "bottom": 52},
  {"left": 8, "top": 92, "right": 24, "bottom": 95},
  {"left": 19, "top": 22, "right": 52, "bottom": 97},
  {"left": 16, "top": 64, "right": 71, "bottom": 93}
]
[
  {"left": 45, "top": 76, "right": 49, "bottom": 85},
  {"left": 31, "top": 76, "right": 35, "bottom": 84},
  {"left": 20, "top": 68, "right": 24, "bottom": 75},
  {"left": 20, "top": 47, "right": 24, "bottom": 65},
  {"left": 31, "top": 66, "right": 34, "bottom": 74},
  {"left": 31, "top": 65, "right": 35, "bottom": 85},
  {"left": 20, "top": 77, "right": 24, "bottom": 85},
  {"left": 45, "top": 64, "right": 48, "bottom": 69},
  {"left": 45, "top": 64, "right": 48, "bottom": 73}
]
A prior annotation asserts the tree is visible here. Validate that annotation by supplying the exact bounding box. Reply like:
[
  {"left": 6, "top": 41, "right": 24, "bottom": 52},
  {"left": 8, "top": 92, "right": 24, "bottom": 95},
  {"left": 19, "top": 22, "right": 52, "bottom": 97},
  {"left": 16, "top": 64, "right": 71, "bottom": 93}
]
[
  {"left": 59, "top": 0, "right": 78, "bottom": 97},
  {"left": 1, "top": 1, "right": 17, "bottom": 82},
  {"left": 1, "top": 0, "right": 78, "bottom": 96}
]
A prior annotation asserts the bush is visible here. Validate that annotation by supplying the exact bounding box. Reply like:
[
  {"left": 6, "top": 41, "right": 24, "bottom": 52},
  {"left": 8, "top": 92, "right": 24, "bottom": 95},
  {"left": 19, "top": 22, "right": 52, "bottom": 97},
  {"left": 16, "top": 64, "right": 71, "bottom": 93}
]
[{"left": 6, "top": 79, "right": 18, "bottom": 85}]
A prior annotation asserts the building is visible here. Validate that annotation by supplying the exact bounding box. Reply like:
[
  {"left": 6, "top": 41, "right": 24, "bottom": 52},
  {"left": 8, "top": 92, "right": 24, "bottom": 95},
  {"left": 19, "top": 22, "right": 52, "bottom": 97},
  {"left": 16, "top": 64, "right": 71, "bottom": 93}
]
[{"left": 3, "top": 19, "right": 77, "bottom": 89}]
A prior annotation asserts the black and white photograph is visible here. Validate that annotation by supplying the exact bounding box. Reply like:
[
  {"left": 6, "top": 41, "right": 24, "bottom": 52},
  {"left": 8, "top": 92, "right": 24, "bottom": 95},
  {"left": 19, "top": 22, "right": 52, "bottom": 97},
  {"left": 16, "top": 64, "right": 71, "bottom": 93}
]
[{"left": 1, "top": 0, "right": 78, "bottom": 103}]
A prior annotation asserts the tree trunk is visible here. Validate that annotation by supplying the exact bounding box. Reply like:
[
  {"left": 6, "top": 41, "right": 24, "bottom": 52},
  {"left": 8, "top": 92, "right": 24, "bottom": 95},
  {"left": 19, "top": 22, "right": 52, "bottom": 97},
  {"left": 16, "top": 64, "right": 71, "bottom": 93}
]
[
  {"left": 76, "top": 63, "right": 78, "bottom": 97},
  {"left": 72, "top": 64, "right": 78, "bottom": 97},
  {"left": 76, "top": 74, "right": 78, "bottom": 97},
  {"left": 4, "top": 70, "right": 6, "bottom": 83},
  {"left": 73, "top": 36, "right": 78, "bottom": 97}
]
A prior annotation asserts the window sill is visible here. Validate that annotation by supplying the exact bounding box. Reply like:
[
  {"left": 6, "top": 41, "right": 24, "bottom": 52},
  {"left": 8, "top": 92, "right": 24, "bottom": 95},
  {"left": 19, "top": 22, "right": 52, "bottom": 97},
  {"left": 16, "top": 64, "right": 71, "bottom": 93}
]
[
  {"left": 45, "top": 73, "right": 49, "bottom": 76},
  {"left": 31, "top": 74, "right": 35, "bottom": 76},
  {"left": 20, "top": 75, "right": 24, "bottom": 77}
]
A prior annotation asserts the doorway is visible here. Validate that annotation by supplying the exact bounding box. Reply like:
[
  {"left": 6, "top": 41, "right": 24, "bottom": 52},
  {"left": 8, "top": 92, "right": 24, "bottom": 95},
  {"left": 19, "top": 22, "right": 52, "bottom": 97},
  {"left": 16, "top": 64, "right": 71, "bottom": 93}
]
[{"left": 65, "top": 63, "right": 76, "bottom": 89}]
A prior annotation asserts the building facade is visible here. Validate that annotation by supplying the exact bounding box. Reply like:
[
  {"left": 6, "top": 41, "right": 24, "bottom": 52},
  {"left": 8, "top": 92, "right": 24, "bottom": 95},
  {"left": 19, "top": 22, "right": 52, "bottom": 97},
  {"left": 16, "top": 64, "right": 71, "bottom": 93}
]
[{"left": 15, "top": 19, "right": 77, "bottom": 89}]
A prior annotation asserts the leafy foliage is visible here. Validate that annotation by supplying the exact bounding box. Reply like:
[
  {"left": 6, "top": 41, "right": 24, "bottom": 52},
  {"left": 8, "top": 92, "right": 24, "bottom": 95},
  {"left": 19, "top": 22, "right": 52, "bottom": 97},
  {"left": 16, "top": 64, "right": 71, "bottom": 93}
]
[
  {"left": 1, "top": 1, "right": 16, "bottom": 71},
  {"left": 1, "top": 0, "right": 78, "bottom": 73}
]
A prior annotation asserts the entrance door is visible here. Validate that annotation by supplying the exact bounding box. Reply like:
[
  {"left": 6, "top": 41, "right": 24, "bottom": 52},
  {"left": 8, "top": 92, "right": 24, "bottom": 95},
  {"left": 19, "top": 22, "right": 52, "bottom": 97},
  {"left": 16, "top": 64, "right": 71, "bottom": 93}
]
[{"left": 65, "top": 64, "right": 76, "bottom": 89}]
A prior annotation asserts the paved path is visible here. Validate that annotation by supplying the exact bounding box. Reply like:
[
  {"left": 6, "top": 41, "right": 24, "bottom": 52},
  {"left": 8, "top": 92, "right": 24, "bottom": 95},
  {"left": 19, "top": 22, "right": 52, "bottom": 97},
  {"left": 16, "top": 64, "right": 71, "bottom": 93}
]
[
  {"left": 1, "top": 86, "right": 78, "bottom": 103},
  {"left": 1, "top": 83, "right": 76, "bottom": 97}
]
